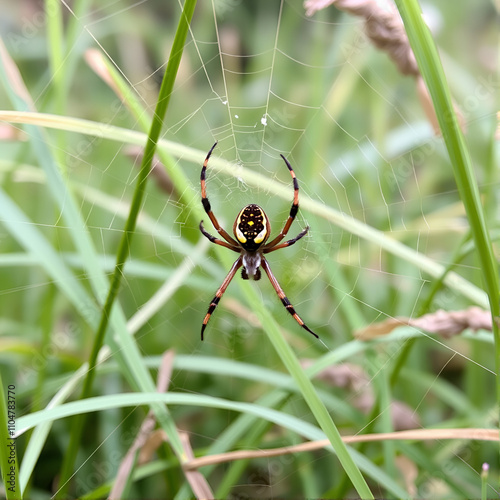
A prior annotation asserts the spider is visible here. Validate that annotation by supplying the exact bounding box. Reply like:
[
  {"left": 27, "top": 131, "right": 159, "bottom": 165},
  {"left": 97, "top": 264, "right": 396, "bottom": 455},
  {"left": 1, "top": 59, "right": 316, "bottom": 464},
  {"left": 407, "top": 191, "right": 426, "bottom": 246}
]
[{"left": 199, "top": 142, "right": 318, "bottom": 341}]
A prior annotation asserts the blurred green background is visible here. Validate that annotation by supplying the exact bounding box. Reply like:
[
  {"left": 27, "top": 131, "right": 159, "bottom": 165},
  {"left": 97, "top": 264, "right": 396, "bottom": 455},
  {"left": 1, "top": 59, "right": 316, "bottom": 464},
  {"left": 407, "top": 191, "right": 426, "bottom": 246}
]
[{"left": 0, "top": 0, "right": 498, "bottom": 498}]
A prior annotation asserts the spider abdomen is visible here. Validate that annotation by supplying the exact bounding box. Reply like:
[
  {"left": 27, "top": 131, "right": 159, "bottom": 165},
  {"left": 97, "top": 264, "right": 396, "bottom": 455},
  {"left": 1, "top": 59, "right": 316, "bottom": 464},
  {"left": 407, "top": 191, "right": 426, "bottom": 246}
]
[
  {"left": 233, "top": 204, "right": 270, "bottom": 251},
  {"left": 242, "top": 252, "right": 262, "bottom": 280}
]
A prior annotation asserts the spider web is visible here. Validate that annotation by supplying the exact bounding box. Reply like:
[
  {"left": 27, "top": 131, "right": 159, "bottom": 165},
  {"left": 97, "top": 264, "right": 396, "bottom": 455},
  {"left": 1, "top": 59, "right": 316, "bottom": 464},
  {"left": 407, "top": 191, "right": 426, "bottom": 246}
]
[{"left": 2, "top": 0, "right": 498, "bottom": 496}]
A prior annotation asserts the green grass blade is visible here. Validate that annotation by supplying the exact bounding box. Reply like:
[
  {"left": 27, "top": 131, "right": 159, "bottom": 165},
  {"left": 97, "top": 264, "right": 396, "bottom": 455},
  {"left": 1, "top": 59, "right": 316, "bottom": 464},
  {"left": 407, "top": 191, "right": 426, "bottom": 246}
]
[
  {"left": 45, "top": 0, "right": 65, "bottom": 159},
  {"left": 0, "top": 187, "right": 98, "bottom": 315},
  {"left": 16, "top": 393, "right": 324, "bottom": 446},
  {"left": 0, "top": 109, "right": 489, "bottom": 308},
  {"left": 395, "top": 0, "right": 500, "bottom": 409},
  {"left": 16, "top": 390, "right": 408, "bottom": 497},
  {"left": 0, "top": 41, "right": 176, "bottom": 494},
  {"left": 55, "top": 0, "right": 198, "bottom": 494},
  {"left": 0, "top": 7, "right": 200, "bottom": 496},
  {"left": 237, "top": 281, "right": 373, "bottom": 497}
]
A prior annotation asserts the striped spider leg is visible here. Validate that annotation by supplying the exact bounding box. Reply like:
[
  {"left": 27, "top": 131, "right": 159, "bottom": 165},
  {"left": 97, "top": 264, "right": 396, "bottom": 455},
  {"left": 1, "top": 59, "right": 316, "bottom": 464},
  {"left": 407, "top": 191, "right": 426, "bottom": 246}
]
[{"left": 199, "top": 142, "right": 317, "bottom": 340}]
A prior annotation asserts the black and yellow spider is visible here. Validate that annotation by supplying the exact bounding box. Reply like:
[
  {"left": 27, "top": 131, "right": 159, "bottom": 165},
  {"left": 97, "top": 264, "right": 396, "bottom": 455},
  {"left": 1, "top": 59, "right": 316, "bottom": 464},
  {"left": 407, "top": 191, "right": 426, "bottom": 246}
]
[{"left": 199, "top": 142, "right": 318, "bottom": 340}]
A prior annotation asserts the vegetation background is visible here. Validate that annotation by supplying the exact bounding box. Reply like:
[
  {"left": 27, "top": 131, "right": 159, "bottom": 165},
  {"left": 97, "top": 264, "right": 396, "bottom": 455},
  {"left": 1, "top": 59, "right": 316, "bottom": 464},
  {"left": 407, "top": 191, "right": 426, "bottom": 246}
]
[{"left": 0, "top": 0, "right": 498, "bottom": 498}]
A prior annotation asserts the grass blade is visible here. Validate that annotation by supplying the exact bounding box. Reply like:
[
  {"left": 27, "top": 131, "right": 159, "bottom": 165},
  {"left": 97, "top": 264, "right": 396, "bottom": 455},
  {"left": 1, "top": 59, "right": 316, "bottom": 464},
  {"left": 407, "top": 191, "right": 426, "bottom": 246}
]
[
  {"left": 55, "top": 0, "right": 199, "bottom": 495},
  {"left": 395, "top": 0, "right": 500, "bottom": 414},
  {"left": 237, "top": 279, "right": 373, "bottom": 497},
  {"left": 0, "top": 109, "right": 489, "bottom": 308}
]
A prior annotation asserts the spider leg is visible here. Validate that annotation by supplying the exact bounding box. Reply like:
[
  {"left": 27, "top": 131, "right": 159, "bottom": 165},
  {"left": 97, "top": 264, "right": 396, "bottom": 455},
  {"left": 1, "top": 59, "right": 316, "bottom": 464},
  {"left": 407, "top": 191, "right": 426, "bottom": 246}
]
[
  {"left": 200, "top": 221, "right": 241, "bottom": 252},
  {"left": 263, "top": 154, "right": 301, "bottom": 249},
  {"left": 201, "top": 142, "right": 240, "bottom": 246},
  {"left": 261, "top": 257, "right": 318, "bottom": 339},
  {"left": 263, "top": 226, "right": 309, "bottom": 254},
  {"left": 201, "top": 256, "right": 243, "bottom": 340}
]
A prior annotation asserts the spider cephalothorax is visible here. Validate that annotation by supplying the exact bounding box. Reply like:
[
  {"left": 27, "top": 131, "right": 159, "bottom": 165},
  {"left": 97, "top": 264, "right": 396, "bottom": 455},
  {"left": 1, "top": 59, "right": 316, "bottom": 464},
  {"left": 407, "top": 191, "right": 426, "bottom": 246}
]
[{"left": 199, "top": 142, "right": 318, "bottom": 340}]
